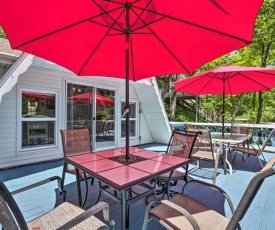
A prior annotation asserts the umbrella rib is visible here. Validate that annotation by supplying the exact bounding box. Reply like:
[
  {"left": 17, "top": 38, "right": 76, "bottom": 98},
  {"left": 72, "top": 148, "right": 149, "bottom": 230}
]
[
  {"left": 132, "top": 5, "right": 251, "bottom": 44},
  {"left": 88, "top": 20, "right": 123, "bottom": 33},
  {"left": 78, "top": 10, "right": 125, "bottom": 75},
  {"left": 130, "top": 8, "right": 190, "bottom": 74},
  {"left": 14, "top": 6, "right": 123, "bottom": 49},
  {"left": 237, "top": 71, "right": 275, "bottom": 90},
  {"left": 221, "top": 70, "right": 275, "bottom": 91},
  {"left": 150, "top": 31, "right": 191, "bottom": 74},
  {"left": 131, "top": 15, "right": 167, "bottom": 33},
  {"left": 129, "top": 0, "right": 153, "bottom": 31},
  {"left": 92, "top": 0, "right": 125, "bottom": 31},
  {"left": 176, "top": 74, "right": 212, "bottom": 94}
]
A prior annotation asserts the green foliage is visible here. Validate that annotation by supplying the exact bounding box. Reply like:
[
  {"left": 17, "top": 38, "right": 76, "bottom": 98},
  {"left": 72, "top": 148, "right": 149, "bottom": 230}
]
[
  {"left": 164, "top": 101, "right": 196, "bottom": 122},
  {"left": 168, "top": 0, "right": 275, "bottom": 124},
  {"left": 0, "top": 26, "right": 6, "bottom": 38}
]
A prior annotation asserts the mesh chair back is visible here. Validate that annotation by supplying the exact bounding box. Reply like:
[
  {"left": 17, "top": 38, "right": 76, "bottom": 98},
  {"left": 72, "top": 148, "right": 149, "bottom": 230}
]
[
  {"left": 166, "top": 130, "right": 198, "bottom": 169},
  {"left": 0, "top": 180, "right": 28, "bottom": 230},
  {"left": 227, "top": 156, "right": 275, "bottom": 229},
  {"left": 184, "top": 123, "right": 194, "bottom": 130},
  {"left": 60, "top": 128, "right": 92, "bottom": 157},
  {"left": 192, "top": 129, "right": 215, "bottom": 160},
  {"left": 231, "top": 124, "right": 249, "bottom": 135}
]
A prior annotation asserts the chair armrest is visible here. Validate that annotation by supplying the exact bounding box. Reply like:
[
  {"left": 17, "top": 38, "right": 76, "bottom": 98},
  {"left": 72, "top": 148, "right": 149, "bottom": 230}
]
[
  {"left": 232, "top": 143, "right": 260, "bottom": 154},
  {"left": 56, "top": 201, "right": 115, "bottom": 230},
  {"left": 11, "top": 176, "right": 64, "bottom": 195},
  {"left": 250, "top": 143, "right": 261, "bottom": 151},
  {"left": 182, "top": 179, "right": 235, "bottom": 214},
  {"left": 158, "top": 199, "right": 200, "bottom": 230}
]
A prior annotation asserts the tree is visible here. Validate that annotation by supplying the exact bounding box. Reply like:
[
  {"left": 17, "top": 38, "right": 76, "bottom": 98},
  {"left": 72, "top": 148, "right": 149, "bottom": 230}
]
[{"left": 248, "top": 0, "right": 275, "bottom": 123}]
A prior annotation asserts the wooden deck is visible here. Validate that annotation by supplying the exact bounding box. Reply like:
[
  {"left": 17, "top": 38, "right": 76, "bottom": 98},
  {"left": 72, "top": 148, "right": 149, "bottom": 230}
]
[{"left": 1, "top": 144, "right": 275, "bottom": 230}]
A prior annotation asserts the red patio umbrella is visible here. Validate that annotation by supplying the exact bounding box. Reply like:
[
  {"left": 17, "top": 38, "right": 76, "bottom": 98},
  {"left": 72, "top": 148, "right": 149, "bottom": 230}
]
[
  {"left": 68, "top": 92, "right": 114, "bottom": 105},
  {"left": 174, "top": 65, "right": 275, "bottom": 136},
  {"left": 22, "top": 92, "right": 54, "bottom": 100},
  {"left": 0, "top": 0, "right": 264, "bottom": 159}
]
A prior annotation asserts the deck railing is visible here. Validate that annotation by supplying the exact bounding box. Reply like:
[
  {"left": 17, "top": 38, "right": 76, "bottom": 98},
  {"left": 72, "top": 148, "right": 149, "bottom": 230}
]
[{"left": 170, "top": 122, "right": 275, "bottom": 152}]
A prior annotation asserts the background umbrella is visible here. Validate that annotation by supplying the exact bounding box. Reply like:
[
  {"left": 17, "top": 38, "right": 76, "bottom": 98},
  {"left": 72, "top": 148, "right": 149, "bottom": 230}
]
[
  {"left": 68, "top": 92, "right": 114, "bottom": 105},
  {"left": 0, "top": 0, "right": 263, "bottom": 159},
  {"left": 174, "top": 65, "right": 275, "bottom": 137},
  {"left": 22, "top": 92, "right": 54, "bottom": 100}
]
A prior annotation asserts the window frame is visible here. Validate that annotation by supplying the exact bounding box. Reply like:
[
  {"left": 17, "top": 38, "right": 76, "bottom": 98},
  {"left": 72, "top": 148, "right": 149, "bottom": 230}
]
[
  {"left": 18, "top": 87, "right": 58, "bottom": 153},
  {"left": 120, "top": 100, "right": 138, "bottom": 139}
]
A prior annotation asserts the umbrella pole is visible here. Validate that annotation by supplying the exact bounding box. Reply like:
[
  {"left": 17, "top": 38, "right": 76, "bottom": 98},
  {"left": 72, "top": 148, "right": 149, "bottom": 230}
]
[
  {"left": 222, "top": 87, "right": 225, "bottom": 137},
  {"left": 125, "top": 3, "right": 130, "bottom": 160},
  {"left": 125, "top": 49, "right": 130, "bottom": 159},
  {"left": 222, "top": 85, "right": 225, "bottom": 138}
]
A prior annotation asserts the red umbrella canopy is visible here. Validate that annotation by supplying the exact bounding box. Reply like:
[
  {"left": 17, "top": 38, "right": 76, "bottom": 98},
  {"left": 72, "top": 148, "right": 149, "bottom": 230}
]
[
  {"left": 0, "top": 0, "right": 264, "bottom": 159},
  {"left": 67, "top": 92, "right": 114, "bottom": 105},
  {"left": 0, "top": 0, "right": 263, "bottom": 80},
  {"left": 174, "top": 65, "right": 275, "bottom": 95},
  {"left": 22, "top": 92, "right": 54, "bottom": 100}
]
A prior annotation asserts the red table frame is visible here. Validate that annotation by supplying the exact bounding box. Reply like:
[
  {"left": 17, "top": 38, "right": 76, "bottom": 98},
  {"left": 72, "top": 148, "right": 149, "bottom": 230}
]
[{"left": 64, "top": 147, "right": 191, "bottom": 230}]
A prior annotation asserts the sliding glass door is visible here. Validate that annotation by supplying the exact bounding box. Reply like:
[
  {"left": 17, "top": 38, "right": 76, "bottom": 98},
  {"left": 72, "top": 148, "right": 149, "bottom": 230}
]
[{"left": 66, "top": 83, "right": 115, "bottom": 150}]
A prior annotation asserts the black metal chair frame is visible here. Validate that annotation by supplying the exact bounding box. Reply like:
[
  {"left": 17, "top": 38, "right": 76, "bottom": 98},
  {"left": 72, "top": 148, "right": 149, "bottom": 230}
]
[
  {"left": 151, "top": 129, "right": 198, "bottom": 198},
  {"left": 231, "top": 128, "right": 275, "bottom": 168},
  {"left": 142, "top": 157, "right": 275, "bottom": 230},
  {"left": 0, "top": 176, "right": 115, "bottom": 230},
  {"left": 60, "top": 129, "right": 94, "bottom": 207}
]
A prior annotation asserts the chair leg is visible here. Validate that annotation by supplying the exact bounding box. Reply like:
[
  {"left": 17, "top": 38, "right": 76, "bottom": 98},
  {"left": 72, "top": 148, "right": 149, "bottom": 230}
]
[
  {"left": 95, "top": 181, "right": 103, "bottom": 204},
  {"left": 81, "top": 173, "right": 89, "bottom": 208},
  {"left": 242, "top": 153, "right": 246, "bottom": 162},
  {"left": 261, "top": 153, "right": 267, "bottom": 163},
  {"left": 232, "top": 150, "right": 237, "bottom": 164},
  {"left": 90, "top": 177, "right": 94, "bottom": 185},
  {"left": 213, "top": 153, "right": 219, "bottom": 185},
  {"left": 60, "top": 163, "right": 67, "bottom": 201},
  {"left": 197, "top": 160, "right": 201, "bottom": 168},
  {"left": 257, "top": 156, "right": 264, "bottom": 168}
]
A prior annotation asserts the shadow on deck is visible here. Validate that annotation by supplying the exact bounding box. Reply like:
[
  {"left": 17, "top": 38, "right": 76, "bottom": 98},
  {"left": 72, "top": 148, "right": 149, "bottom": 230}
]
[{"left": 0, "top": 144, "right": 275, "bottom": 230}]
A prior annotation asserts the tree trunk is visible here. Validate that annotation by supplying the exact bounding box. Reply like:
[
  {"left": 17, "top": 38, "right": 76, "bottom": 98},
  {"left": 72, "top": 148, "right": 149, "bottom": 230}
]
[
  {"left": 170, "top": 74, "right": 180, "bottom": 121},
  {"left": 256, "top": 42, "right": 271, "bottom": 123},
  {"left": 232, "top": 94, "right": 244, "bottom": 122},
  {"left": 161, "top": 76, "right": 170, "bottom": 101},
  {"left": 170, "top": 92, "right": 178, "bottom": 121}
]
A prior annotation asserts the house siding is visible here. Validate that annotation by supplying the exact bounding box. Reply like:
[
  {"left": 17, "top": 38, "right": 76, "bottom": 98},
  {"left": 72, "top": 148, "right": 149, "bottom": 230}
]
[
  {"left": 134, "top": 79, "right": 171, "bottom": 144},
  {"left": 0, "top": 61, "right": 170, "bottom": 168}
]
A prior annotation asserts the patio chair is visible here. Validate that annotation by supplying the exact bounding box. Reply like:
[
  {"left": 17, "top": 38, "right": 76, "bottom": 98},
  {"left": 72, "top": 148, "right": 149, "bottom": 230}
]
[
  {"left": 156, "top": 129, "right": 198, "bottom": 197},
  {"left": 106, "top": 120, "right": 115, "bottom": 136},
  {"left": 184, "top": 123, "right": 194, "bottom": 129},
  {"left": 96, "top": 120, "right": 106, "bottom": 138},
  {"left": 230, "top": 123, "right": 250, "bottom": 146},
  {"left": 0, "top": 176, "right": 115, "bottom": 230},
  {"left": 230, "top": 123, "right": 249, "bottom": 135},
  {"left": 184, "top": 124, "right": 209, "bottom": 135},
  {"left": 231, "top": 128, "right": 275, "bottom": 168},
  {"left": 188, "top": 129, "right": 220, "bottom": 184},
  {"left": 142, "top": 156, "right": 275, "bottom": 230},
  {"left": 60, "top": 128, "right": 94, "bottom": 206}
]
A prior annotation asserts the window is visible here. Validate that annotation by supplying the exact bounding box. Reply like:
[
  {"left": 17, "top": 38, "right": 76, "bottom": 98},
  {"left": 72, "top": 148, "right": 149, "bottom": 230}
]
[
  {"left": 121, "top": 101, "right": 137, "bottom": 138},
  {"left": 20, "top": 91, "right": 56, "bottom": 150}
]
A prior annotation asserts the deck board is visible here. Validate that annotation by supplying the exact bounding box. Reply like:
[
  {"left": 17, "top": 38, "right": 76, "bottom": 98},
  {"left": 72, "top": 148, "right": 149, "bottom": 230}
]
[{"left": 0, "top": 147, "right": 275, "bottom": 229}]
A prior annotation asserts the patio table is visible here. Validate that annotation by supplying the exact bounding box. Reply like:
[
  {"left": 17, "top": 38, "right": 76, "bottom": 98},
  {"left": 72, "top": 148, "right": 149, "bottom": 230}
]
[
  {"left": 187, "top": 128, "right": 250, "bottom": 175},
  {"left": 64, "top": 147, "right": 191, "bottom": 230},
  {"left": 209, "top": 132, "right": 251, "bottom": 174}
]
